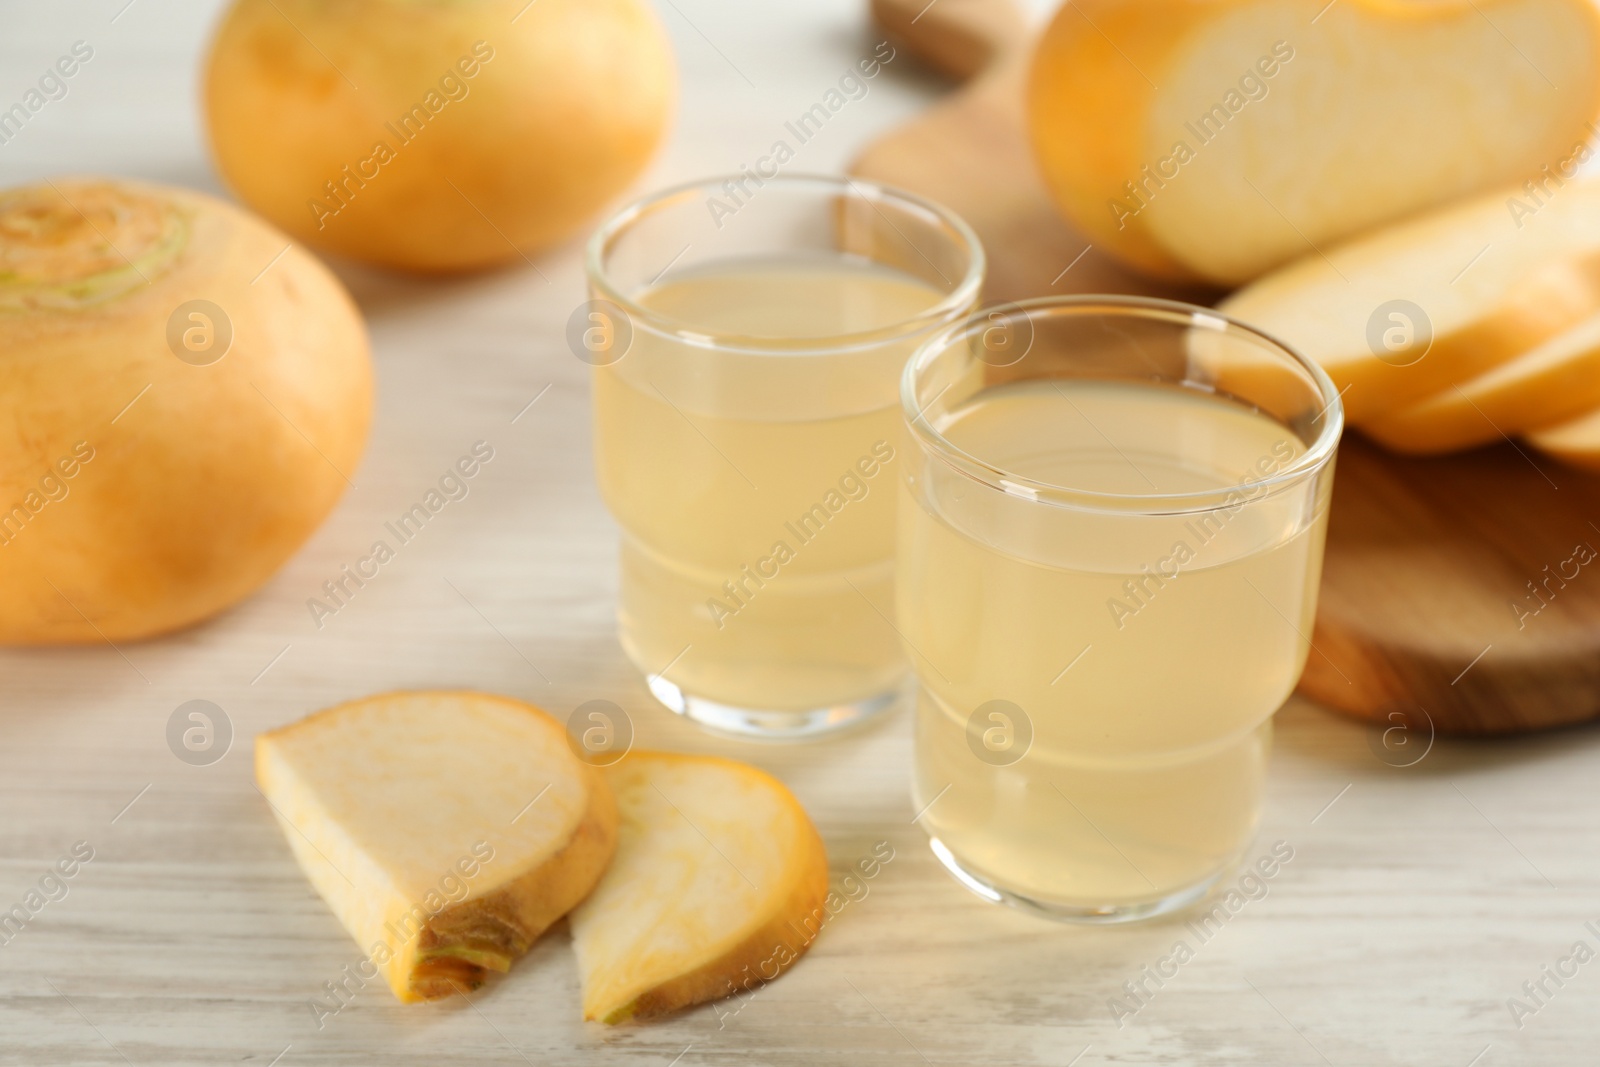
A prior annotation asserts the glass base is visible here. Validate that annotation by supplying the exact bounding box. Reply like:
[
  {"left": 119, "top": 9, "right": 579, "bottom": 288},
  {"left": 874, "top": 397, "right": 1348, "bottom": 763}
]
[
  {"left": 926, "top": 835, "right": 1233, "bottom": 924},
  {"left": 645, "top": 672, "right": 901, "bottom": 742}
]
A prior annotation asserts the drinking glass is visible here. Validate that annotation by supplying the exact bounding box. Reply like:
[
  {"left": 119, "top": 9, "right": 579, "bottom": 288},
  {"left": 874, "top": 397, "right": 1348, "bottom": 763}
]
[
  {"left": 899, "top": 296, "right": 1342, "bottom": 920},
  {"left": 586, "top": 175, "right": 984, "bottom": 739}
]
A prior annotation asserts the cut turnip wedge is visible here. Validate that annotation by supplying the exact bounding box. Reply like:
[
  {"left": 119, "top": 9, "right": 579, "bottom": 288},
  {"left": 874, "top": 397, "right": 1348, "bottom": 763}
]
[
  {"left": 1220, "top": 181, "right": 1600, "bottom": 423},
  {"left": 255, "top": 690, "right": 617, "bottom": 1003},
  {"left": 1028, "top": 0, "right": 1600, "bottom": 286},
  {"left": 569, "top": 752, "right": 830, "bottom": 1024},
  {"left": 1528, "top": 406, "right": 1600, "bottom": 471},
  {"left": 1366, "top": 312, "right": 1600, "bottom": 453}
]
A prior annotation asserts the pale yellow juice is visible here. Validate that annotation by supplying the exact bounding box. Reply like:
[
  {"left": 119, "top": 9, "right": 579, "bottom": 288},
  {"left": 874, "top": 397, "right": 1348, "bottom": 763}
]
[
  {"left": 594, "top": 258, "right": 954, "bottom": 713},
  {"left": 902, "top": 378, "right": 1328, "bottom": 908}
]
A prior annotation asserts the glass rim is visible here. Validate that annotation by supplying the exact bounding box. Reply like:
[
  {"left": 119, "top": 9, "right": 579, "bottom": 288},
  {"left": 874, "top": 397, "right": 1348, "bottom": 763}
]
[
  {"left": 900, "top": 294, "right": 1345, "bottom": 514},
  {"left": 585, "top": 172, "right": 987, "bottom": 356}
]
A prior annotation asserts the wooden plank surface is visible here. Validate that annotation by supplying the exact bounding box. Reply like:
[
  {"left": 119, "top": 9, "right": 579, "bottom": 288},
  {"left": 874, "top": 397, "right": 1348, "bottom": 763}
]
[{"left": 2, "top": 2, "right": 1599, "bottom": 1064}]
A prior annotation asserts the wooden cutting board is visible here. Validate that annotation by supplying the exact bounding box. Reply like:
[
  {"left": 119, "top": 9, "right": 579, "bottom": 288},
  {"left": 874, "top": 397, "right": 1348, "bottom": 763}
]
[{"left": 854, "top": 0, "right": 1600, "bottom": 735}]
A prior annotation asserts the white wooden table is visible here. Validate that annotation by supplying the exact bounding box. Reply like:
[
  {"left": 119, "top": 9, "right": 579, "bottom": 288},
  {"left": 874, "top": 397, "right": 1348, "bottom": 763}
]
[{"left": 4, "top": 2, "right": 1599, "bottom": 1063}]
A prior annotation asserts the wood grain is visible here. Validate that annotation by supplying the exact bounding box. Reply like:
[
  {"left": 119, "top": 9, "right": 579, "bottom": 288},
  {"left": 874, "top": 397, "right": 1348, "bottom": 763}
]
[
  {"left": 3, "top": 4, "right": 1600, "bottom": 1066},
  {"left": 849, "top": 0, "right": 1600, "bottom": 734},
  {"left": 1303, "top": 435, "right": 1600, "bottom": 733}
]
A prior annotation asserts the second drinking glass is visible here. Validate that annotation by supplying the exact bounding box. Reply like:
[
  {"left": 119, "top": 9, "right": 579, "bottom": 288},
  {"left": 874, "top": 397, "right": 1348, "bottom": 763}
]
[
  {"left": 899, "top": 296, "right": 1342, "bottom": 922},
  {"left": 585, "top": 175, "right": 985, "bottom": 739}
]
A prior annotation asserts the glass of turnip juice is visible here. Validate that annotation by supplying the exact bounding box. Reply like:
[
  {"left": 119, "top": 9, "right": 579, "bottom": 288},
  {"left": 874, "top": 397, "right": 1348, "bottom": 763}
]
[
  {"left": 899, "top": 296, "right": 1342, "bottom": 921},
  {"left": 586, "top": 175, "right": 984, "bottom": 740}
]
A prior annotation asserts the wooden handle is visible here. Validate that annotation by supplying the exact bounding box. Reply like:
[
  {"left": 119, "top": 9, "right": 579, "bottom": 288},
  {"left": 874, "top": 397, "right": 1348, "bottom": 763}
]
[{"left": 870, "top": 0, "right": 1031, "bottom": 82}]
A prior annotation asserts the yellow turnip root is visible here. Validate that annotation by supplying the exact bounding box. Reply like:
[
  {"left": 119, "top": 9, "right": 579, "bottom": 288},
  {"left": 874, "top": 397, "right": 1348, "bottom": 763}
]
[
  {"left": 0, "top": 177, "right": 371, "bottom": 643},
  {"left": 203, "top": 0, "right": 676, "bottom": 273}
]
